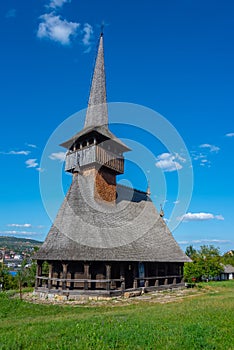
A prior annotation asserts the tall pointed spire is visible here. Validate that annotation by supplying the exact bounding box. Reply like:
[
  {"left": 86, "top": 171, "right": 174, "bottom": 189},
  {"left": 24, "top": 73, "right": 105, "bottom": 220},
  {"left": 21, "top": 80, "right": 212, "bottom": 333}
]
[{"left": 84, "top": 33, "right": 108, "bottom": 129}]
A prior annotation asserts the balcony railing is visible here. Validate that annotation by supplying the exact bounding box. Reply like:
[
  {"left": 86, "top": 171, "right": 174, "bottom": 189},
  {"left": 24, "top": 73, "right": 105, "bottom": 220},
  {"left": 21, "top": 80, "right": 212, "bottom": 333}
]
[{"left": 65, "top": 145, "right": 124, "bottom": 174}]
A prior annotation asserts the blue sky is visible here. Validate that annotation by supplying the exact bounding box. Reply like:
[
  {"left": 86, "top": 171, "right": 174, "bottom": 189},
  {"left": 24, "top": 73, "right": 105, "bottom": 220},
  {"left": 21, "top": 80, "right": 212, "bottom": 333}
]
[{"left": 0, "top": 0, "right": 233, "bottom": 253}]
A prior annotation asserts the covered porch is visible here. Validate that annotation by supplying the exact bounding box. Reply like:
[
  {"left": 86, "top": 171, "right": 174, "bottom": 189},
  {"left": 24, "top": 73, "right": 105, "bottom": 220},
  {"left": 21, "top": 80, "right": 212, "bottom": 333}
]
[{"left": 35, "top": 260, "right": 185, "bottom": 295}]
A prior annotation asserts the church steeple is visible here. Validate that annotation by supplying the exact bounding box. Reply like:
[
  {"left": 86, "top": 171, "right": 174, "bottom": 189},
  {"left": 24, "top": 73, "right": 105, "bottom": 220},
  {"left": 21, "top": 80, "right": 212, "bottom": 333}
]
[
  {"left": 84, "top": 33, "right": 108, "bottom": 129},
  {"left": 60, "top": 32, "right": 130, "bottom": 202}
]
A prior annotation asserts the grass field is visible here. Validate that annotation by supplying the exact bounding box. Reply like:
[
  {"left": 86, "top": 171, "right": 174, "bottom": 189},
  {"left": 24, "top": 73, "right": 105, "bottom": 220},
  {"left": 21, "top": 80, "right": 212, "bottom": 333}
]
[{"left": 0, "top": 281, "right": 234, "bottom": 350}]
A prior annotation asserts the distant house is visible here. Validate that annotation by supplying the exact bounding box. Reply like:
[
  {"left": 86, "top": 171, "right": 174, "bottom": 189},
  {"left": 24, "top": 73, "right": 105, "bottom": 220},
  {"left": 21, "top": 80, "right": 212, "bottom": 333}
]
[{"left": 220, "top": 265, "right": 234, "bottom": 280}]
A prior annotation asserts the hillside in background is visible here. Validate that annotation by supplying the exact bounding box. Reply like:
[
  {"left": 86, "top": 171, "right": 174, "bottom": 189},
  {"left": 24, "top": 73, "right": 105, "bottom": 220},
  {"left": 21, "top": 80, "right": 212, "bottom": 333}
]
[{"left": 0, "top": 236, "right": 42, "bottom": 253}]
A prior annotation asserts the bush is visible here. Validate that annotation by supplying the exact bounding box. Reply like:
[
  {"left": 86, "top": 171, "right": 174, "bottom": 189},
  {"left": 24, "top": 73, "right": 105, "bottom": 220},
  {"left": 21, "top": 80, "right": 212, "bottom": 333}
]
[{"left": 184, "top": 245, "right": 223, "bottom": 282}]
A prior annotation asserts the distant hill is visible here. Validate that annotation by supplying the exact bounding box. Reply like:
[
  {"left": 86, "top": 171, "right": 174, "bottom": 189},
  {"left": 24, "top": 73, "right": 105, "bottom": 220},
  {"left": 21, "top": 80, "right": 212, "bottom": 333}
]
[{"left": 0, "top": 236, "right": 42, "bottom": 253}]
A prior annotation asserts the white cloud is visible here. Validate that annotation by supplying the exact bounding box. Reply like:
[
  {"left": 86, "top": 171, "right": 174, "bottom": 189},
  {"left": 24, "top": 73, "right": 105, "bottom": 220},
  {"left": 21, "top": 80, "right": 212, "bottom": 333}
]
[
  {"left": 26, "top": 143, "right": 37, "bottom": 149},
  {"left": 179, "top": 239, "right": 230, "bottom": 245},
  {"left": 48, "top": 0, "right": 70, "bottom": 9},
  {"left": 225, "top": 133, "right": 234, "bottom": 137},
  {"left": 215, "top": 214, "right": 225, "bottom": 221},
  {"left": 36, "top": 167, "right": 45, "bottom": 172},
  {"left": 199, "top": 144, "right": 220, "bottom": 153},
  {"left": 173, "top": 200, "right": 180, "bottom": 204},
  {"left": 82, "top": 23, "right": 93, "bottom": 52},
  {"left": 0, "top": 231, "right": 36, "bottom": 235},
  {"left": 179, "top": 212, "right": 224, "bottom": 222},
  {"left": 49, "top": 151, "right": 66, "bottom": 162},
  {"left": 178, "top": 241, "right": 189, "bottom": 245},
  {"left": 7, "top": 224, "right": 32, "bottom": 228},
  {"left": 25, "top": 159, "right": 38, "bottom": 168},
  {"left": 10, "top": 150, "right": 30, "bottom": 155},
  {"left": 191, "top": 152, "right": 206, "bottom": 161},
  {"left": 0, "top": 150, "right": 30, "bottom": 155},
  {"left": 191, "top": 144, "right": 219, "bottom": 167},
  {"left": 37, "top": 12, "right": 80, "bottom": 45},
  {"left": 5, "top": 9, "right": 16, "bottom": 18},
  {"left": 191, "top": 239, "right": 229, "bottom": 244},
  {"left": 155, "top": 153, "right": 184, "bottom": 172}
]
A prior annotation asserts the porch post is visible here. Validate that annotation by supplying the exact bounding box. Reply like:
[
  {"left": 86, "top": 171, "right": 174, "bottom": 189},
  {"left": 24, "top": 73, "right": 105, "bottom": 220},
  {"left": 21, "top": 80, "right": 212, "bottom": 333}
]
[
  {"left": 155, "top": 263, "right": 159, "bottom": 286},
  {"left": 133, "top": 263, "right": 138, "bottom": 289},
  {"left": 106, "top": 264, "right": 111, "bottom": 291},
  {"left": 144, "top": 262, "right": 149, "bottom": 288},
  {"left": 120, "top": 263, "right": 125, "bottom": 291},
  {"left": 181, "top": 264, "right": 184, "bottom": 283},
  {"left": 48, "top": 262, "right": 53, "bottom": 290},
  {"left": 36, "top": 261, "right": 42, "bottom": 288},
  {"left": 84, "top": 263, "right": 90, "bottom": 290},
  {"left": 62, "top": 263, "right": 68, "bottom": 290},
  {"left": 164, "top": 263, "right": 168, "bottom": 285}
]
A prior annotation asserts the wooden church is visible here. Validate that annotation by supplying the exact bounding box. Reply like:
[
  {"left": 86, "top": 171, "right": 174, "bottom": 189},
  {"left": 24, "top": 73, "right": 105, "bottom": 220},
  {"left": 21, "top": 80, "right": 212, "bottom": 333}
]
[{"left": 35, "top": 33, "right": 190, "bottom": 296}]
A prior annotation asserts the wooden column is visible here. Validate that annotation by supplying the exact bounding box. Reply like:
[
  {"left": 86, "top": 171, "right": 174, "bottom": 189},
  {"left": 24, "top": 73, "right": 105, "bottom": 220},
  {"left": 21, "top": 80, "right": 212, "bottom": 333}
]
[
  {"left": 165, "top": 263, "right": 168, "bottom": 276},
  {"left": 48, "top": 263, "right": 53, "bottom": 290},
  {"left": 133, "top": 263, "right": 138, "bottom": 289},
  {"left": 106, "top": 264, "right": 111, "bottom": 291},
  {"left": 120, "top": 263, "right": 125, "bottom": 291},
  {"left": 155, "top": 279, "right": 159, "bottom": 287},
  {"left": 155, "top": 263, "right": 158, "bottom": 277},
  {"left": 84, "top": 263, "right": 90, "bottom": 290},
  {"left": 180, "top": 264, "right": 184, "bottom": 283},
  {"left": 36, "top": 261, "right": 42, "bottom": 288},
  {"left": 155, "top": 263, "right": 159, "bottom": 286},
  {"left": 144, "top": 263, "right": 149, "bottom": 288},
  {"left": 164, "top": 263, "right": 168, "bottom": 285},
  {"left": 62, "top": 263, "right": 68, "bottom": 290}
]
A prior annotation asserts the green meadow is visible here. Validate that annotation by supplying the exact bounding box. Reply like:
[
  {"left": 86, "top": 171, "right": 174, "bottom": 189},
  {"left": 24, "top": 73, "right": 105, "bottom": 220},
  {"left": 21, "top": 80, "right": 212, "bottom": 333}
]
[{"left": 0, "top": 281, "right": 233, "bottom": 350}]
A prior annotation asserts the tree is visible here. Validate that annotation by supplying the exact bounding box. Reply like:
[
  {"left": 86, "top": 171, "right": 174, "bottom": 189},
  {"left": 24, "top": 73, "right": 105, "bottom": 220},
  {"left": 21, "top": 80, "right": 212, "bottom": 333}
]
[
  {"left": 185, "top": 245, "right": 197, "bottom": 259},
  {"left": 0, "top": 266, "right": 17, "bottom": 291},
  {"left": 222, "top": 250, "right": 234, "bottom": 267},
  {"left": 16, "top": 260, "right": 37, "bottom": 299},
  {"left": 16, "top": 259, "right": 27, "bottom": 300},
  {"left": 184, "top": 245, "right": 223, "bottom": 282}
]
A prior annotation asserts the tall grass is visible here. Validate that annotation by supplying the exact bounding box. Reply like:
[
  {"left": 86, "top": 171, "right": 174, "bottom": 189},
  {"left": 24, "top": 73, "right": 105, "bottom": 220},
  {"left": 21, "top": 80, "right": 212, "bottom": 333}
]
[{"left": 0, "top": 281, "right": 233, "bottom": 350}]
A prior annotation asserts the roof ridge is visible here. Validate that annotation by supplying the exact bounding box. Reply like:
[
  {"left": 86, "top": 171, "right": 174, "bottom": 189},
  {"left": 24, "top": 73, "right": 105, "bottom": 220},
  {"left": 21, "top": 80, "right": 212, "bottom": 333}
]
[
  {"left": 117, "top": 183, "right": 148, "bottom": 195},
  {"left": 84, "top": 33, "right": 108, "bottom": 129}
]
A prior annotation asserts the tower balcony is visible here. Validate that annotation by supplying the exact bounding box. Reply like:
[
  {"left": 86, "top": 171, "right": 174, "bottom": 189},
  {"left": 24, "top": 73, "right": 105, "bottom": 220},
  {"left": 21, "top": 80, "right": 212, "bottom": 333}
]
[{"left": 65, "top": 145, "right": 124, "bottom": 174}]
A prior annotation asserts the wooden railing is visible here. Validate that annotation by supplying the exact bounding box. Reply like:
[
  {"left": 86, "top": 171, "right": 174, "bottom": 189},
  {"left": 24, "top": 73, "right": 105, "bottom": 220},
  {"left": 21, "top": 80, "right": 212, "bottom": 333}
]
[
  {"left": 35, "top": 275, "right": 183, "bottom": 291},
  {"left": 96, "top": 146, "right": 124, "bottom": 173},
  {"left": 65, "top": 146, "right": 124, "bottom": 174},
  {"left": 36, "top": 276, "right": 124, "bottom": 291},
  {"left": 135, "top": 275, "right": 183, "bottom": 288}
]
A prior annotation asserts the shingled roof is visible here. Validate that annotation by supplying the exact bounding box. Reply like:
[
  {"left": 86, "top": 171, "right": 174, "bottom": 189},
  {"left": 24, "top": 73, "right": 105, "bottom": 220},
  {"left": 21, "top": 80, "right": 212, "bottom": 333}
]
[
  {"left": 60, "top": 124, "right": 130, "bottom": 151},
  {"left": 36, "top": 174, "right": 190, "bottom": 262},
  {"left": 223, "top": 265, "right": 234, "bottom": 274},
  {"left": 84, "top": 33, "right": 107, "bottom": 129},
  {"left": 60, "top": 33, "right": 129, "bottom": 153}
]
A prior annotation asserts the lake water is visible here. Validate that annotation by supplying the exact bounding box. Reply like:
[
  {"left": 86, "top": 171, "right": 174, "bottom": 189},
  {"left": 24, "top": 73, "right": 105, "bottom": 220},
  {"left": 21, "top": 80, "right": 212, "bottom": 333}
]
[{"left": 9, "top": 271, "right": 17, "bottom": 276}]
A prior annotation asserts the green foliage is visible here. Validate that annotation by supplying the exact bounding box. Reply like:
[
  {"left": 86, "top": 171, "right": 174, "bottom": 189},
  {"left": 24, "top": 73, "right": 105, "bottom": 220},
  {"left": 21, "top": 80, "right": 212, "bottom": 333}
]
[
  {"left": 184, "top": 245, "right": 223, "bottom": 282},
  {"left": 0, "top": 281, "right": 233, "bottom": 349},
  {"left": 42, "top": 261, "right": 49, "bottom": 275},
  {"left": 0, "top": 266, "right": 17, "bottom": 291},
  {"left": 0, "top": 260, "right": 36, "bottom": 293},
  {"left": 185, "top": 245, "right": 197, "bottom": 258},
  {"left": 221, "top": 250, "right": 234, "bottom": 267},
  {"left": 0, "top": 236, "right": 42, "bottom": 254},
  {"left": 25, "top": 261, "right": 37, "bottom": 287}
]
